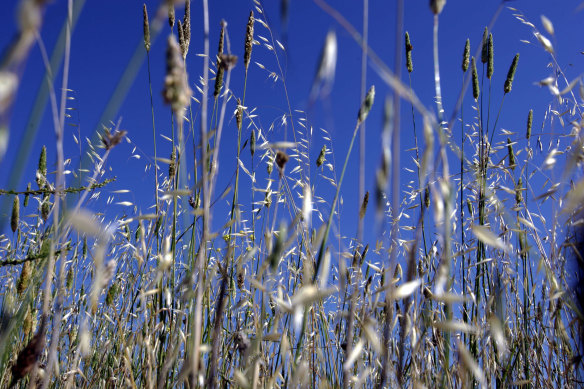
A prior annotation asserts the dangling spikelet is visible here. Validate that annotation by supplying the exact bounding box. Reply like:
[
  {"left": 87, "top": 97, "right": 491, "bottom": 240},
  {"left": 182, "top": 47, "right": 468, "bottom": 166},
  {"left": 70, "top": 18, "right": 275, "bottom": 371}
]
[
  {"left": 316, "top": 145, "right": 326, "bottom": 167},
  {"left": 236, "top": 98, "right": 243, "bottom": 131},
  {"left": 250, "top": 129, "right": 256, "bottom": 158}
]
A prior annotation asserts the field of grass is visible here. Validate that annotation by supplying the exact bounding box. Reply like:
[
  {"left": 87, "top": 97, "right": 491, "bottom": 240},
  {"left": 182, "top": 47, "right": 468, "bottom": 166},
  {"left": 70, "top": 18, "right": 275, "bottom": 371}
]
[{"left": 0, "top": 0, "right": 583, "bottom": 387}]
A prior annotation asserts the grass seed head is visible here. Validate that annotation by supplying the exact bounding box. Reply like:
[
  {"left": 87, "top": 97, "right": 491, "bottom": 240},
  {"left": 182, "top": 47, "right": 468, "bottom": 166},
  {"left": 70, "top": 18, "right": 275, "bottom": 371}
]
[
  {"left": 360, "top": 191, "right": 369, "bottom": 220},
  {"left": 168, "top": 1, "right": 175, "bottom": 28},
  {"left": 16, "top": 260, "right": 31, "bottom": 296},
  {"left": 526, "top": 109, "right": 533, "bottom": 140},
  {"left": 481, "top": 27, "right": 488, "bottom": 63},
  {"left": 183, "top": 0, "right": 191, "bottom": 47},
  {"left": 169, "top": 147, "right": 176, "bottom": 179},
  {"left": 163, "top": 34, "right": 192, "bottom": 114},
  {"left": 405, "top": 32, "right": 413, "bottom": 73},
  {"left": 504, "top": 53, "right": 519, "bottom": 94},
  {"left": 487, "top": 33, "right": 494, "bottom": 79},
  {"left": 244, "top": 11, "right": 254, "bottom": 72},
  {"left": 24, "top": 182, "right": 30, "bottom": 207},
  {"left": 236, "top": 98, "right": 243, "bottom": 130},
  {"left": 316, "top": 145, "right": 326, "bottom": 167},
  {"left": 462, "top": 38, "right": 470, "bottom": 72},
  {"left": 358, "top": 85, "right": 375, "bottom": 124},
  {"left": 516, "top": 177, "right": 523, "bottom": 204},
  {"left": 11, "top": 195, "right": 19, "bottom": 232},
  {"left": 250, "top": 129, "right": 256, "bottom": 157},
  {"left": 36, "top": 145, "right": 47, "bottom": 189},
  {"left": 430, "top": 0, "right": 446, "bottom": 15},
  {"left": 471, "top": 56, "right": 479, "bottom": 100},
  {"left": 507, "top": 137, "right": 516, "bottom": 169},
  {"left": 143, "top": 4, "right": 151, "bottom": 52}
]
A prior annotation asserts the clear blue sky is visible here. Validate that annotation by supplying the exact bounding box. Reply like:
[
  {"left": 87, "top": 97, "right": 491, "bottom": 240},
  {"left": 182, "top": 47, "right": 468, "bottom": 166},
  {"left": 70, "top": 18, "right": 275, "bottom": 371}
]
[{"left": 1, "top": 0, "right": 582, "bottom": 244}]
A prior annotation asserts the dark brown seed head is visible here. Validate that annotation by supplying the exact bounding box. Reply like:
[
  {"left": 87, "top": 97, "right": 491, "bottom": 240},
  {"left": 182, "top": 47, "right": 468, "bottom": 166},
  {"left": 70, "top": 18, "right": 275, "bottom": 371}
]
[
  {"left": 359, "top": 191, "right": 369, "bottom": 220},
  {"left": 275, "top": 150, "right": 289, "bottom": 171},
  {"left": 244, "top": 11, "right": 255, "bottom": 72},
  {"left": 429, "top": 0, "right": 446, "bottom": 14},
  {"left": 168, "top": 1, "right": 175, "bottom": 28},
  {"left": 10, "top": 317, "right": 47, "bottom": 385},
  {"left": 143, "top": 4, "right": 151, "bottom": 52},
  {"left": 236, "top": 98, "right": 243, "bottom": 131}
]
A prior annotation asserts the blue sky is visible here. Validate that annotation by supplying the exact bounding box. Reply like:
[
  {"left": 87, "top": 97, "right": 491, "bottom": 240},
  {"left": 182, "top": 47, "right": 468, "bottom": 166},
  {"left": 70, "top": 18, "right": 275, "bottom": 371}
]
[{"left": 1, "top": 0, "right": 582, "bottom": 245}]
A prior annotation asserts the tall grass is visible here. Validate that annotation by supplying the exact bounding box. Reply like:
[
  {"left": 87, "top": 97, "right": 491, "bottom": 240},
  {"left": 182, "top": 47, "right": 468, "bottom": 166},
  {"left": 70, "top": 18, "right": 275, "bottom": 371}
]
[{"left": 0, "top": 0, "right": 583, "bottom": 388}]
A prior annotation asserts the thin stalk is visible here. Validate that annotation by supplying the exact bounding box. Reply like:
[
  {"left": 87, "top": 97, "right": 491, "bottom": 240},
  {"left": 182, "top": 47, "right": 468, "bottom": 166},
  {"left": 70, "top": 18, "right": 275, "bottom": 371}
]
[{"left": 357, "top": 0, "right": 368, "bottom": 242}]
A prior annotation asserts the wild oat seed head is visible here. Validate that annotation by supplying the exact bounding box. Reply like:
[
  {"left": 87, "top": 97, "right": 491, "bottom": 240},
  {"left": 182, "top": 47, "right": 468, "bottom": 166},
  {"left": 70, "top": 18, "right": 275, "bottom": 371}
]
[
  {"left": 526, "top": 109, "right": 533, "bottom": 140},
  {"left": 358, "top": 85, "right": 375, "bottom": 124},
  {"left": 316, "top": 145, "right": 326, "bottom": 167},
  {"left": 11, "top": 195, "right": 19, "bottom": 232},
  {"left": 405, "top": 32, "right": 413, "bottom": 73},
  {"left": 487, "top": 33, "right": 494, "bottom": 80},
  {"left": 504, "top": 53, "right": 519, "bottom": 94},
  {"left": 471, "top": 57, "right": 479, "bottom": 100},
  {"left": 430, "top": 0, "right": 446, "bottom": 15},
  {"left": 163, "top": 35, "right": 192, "bottom": 115},
  {"left": 516, "top": 177, "right": 523, "bottom": 204},
  {"left": 244, "top": 11, "right": 255, "bottom": 72},
  {"left": 507, "top": 137, "right": 516, "bottom": 169},
  {"left": 236, "top": 98, "right": 243, "bottom": 130},
  {"left": 250, "top": 129, "right": 256, "bottom": 157},
  {"left": 41, "top": 194, "right": 50, "bottom": 221},
  {"left": 168, "top": 1, "right": 175, "bottom": 28},
  {"left": 462, "top": 38, "right": 470, "bottom": 72},
  {"left": 360, "top": 191, "right": 369, "bottom": 220},
  {"left": 143, "top": 4, "right": 151, "bottom": 52}
]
